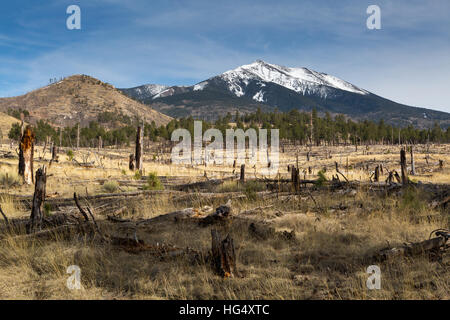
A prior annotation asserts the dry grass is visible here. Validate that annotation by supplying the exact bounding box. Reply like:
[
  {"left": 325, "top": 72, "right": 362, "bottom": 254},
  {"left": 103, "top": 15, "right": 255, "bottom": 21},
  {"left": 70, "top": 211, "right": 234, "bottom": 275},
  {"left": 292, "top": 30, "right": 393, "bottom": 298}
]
[{"left": 0, "top": 142, "right": 448, "bottom": 299}]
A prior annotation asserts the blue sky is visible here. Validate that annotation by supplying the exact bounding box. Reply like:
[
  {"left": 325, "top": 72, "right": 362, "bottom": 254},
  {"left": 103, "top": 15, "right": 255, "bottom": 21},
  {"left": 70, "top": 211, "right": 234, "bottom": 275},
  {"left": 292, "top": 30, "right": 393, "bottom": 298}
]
[{"left": 0, "top": 0, "right": 449, "bottom": 112}]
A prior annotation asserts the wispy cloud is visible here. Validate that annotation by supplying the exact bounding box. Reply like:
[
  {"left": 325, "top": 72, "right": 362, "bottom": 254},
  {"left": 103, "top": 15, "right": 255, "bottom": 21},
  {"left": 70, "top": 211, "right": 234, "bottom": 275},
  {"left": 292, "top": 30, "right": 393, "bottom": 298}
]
[{"left": 0, "top": 0, "right": 449, "bottom": 112}]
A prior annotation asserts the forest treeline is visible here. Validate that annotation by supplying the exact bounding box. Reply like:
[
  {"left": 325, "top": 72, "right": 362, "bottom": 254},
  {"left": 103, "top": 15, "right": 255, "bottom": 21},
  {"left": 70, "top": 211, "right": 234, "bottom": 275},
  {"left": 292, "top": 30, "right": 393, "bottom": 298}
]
[{"left": 7, "top": 108, "right": 450, "bottom": 147}]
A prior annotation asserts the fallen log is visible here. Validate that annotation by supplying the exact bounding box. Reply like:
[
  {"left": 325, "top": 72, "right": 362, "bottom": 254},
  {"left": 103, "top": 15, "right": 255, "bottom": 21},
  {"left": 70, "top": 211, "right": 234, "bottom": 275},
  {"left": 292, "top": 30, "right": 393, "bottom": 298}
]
[
  {"left": 377, "top": 234, "right": 449, "bottom": 261},
  {"left": 136, "top": 208, "right": 197, "bottom": 225}
]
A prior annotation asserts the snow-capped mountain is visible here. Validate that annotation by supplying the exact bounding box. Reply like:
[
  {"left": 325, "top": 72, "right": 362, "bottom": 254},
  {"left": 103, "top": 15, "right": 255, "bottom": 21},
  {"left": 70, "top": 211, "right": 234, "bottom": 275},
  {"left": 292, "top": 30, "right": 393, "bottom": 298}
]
[
  {"left": 122, "top": 60, "right": 368, "bottom": 103},
  {"left": 119, "top": 60, "right": 450, "bottom": 127},
  {"left": 207, "top": 60, "right": 368, "bottom": 101}
]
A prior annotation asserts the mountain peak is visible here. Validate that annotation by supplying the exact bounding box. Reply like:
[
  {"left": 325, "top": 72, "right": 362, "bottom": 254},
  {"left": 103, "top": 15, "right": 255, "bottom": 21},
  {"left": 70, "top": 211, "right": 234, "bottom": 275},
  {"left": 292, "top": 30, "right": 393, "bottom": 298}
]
[{"left": 219, "top": 60, "right": 368, "bottom": 98}]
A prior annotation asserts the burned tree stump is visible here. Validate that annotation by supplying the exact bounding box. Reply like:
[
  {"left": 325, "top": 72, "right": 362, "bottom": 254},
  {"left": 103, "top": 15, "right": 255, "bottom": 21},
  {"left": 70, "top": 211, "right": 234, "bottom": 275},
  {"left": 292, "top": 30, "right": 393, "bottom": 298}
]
[
  {"left": 400, "top": 148, "right": 408, "bottom": 185},
  {"left": 240, "top": 164, "right": 245, "bottom": 182},
  {"left": 199, "top": 201, "right": 232, "bottom": 227},
  {"left": 51, "top": 145, "right": 58, "bottom": 162},
  {"left": 211, "top": 229, "right": 238, "bottom": 278},
  {"left": 19, "top": 126, "right": 35, "bottom": 185},
  {"left": 26, "top": 166, "right": 47, "bottom": 233},
  {"left": 129, "top": 154, "right": 135, "bottom": 171},
  {"left": 374, "top": 165, "right": 380, "bottom": 182},
  {"left": 291, "top": 167, "right": 300, "bottom": 191},
  {"left": 135, "top": 125, "right": 144, "bottom": 173}
]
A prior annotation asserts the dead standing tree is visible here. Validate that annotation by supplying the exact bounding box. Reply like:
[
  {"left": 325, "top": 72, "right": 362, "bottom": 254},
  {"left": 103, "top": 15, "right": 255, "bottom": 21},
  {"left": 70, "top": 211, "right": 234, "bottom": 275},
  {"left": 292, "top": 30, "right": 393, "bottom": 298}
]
[
  {"left": 135, "top": 125, "right": 144, "bottom": 174},
  {"left": 26, "top": 166, "right": 47, "bottom": 233},
  {"left": 240, "top": 164, "right": 245, "bottom": 182},
  {"left": 19, "top": 126, "right": 35, "bottom": 185},
  {"left": 400, "top": 148, "right": 408, "bottom": 186},
  {"left": 410, "top": 146, "right": 416, "bottom": 175}
]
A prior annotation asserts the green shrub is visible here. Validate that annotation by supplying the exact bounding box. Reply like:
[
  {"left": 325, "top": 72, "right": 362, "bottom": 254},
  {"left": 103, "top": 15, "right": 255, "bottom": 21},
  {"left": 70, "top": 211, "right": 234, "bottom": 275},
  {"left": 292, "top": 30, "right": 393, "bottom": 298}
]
[
  {"left": 143, "top": 172, "right": 163, "bottom": 190},
  {"left": 66, "top": 149, "right": 74, "bottom": 161},
  {"left": 102, "top": 181, "right": 119, "bottom": 193},
  {"left": 315, "top": 170, "right": 327, "bottom": 187},
  {"left": 44, "top": 203, "right": 52, "bottom": 216},
  {"left": 133, "top": 170, "right": 142, "bottom": 180}
]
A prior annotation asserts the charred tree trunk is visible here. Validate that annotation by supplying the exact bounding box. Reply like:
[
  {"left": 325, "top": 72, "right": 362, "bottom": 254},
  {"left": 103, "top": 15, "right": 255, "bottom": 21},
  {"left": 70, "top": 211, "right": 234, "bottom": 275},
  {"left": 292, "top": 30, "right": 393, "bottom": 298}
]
[
  {"left": 135, "top": 126, "right": 143, "bottom": 173},
  {"left": 240, "top": 164, "right": 245, "bottom": 182},
  {"left": 129, "top": 154, "right": 135, "bottom": 171},
  {"left": 400, "top": 148, "right": 408, "bottom": 186},
  {"left": 27, "top": 166, "right": 47, "bottom": 233},
  {"left": 211, "top": 229, "right": 238, "bottom": 277},
  {"left": 19, "top": 126, "right": 35, "bottom": 185},
  {"left": 374, "top": 165, "right": 380, "bottom": 182},
  {"left": 410, "top": 147, "right": 415, "bottom": 175},
  {"left": 51, "top": 144, "right": 58, "bottom": 162},
  {"left": 291, "top": 167, "right": 300, "bottom": 191}
]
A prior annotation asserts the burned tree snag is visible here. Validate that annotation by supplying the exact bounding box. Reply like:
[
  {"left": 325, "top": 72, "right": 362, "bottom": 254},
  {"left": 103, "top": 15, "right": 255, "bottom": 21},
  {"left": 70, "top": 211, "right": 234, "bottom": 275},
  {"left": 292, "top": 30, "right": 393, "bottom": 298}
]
[
  {"left": 374, "top": 165, "right": 380, "bottom": 182},
  {"left": 211, "top": 229, "right": 238, "bottom": 278},
  {"left": 27, "top": 166, "right": 47, "bottom": 233},
  {"left": 400, "top": 148, "right": 408, "bottom": 185},
  {"left": 51, "top": 144, "right": 58, "bottom": 162},
  {"left": 19, "top": 126, "right": 35, "bottom": 185},
  {"left": 291, "top": 167, "right": 299, "bottom": 191},
  {"left": 410, "top": 147, "right": 415, "bottom": 175},
  {"left": 135, "top": 125, "right": 144, "bottom": 173},
  {"left": 129, "top": 154, "right": 135, "bottom": 171}
]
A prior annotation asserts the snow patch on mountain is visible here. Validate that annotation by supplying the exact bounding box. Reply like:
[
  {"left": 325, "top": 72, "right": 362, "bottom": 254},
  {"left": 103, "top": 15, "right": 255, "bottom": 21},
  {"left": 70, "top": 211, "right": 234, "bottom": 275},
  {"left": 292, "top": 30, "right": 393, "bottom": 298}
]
[
  {"left": 253, "top": 90, "right": 265, "bottom": 102},
  {"left": 133, "top": 84, "right": 169, "bottom": 97},
  {"left": 193, "top": 81, "right": 208, "bottom": 91},
  {"left": 220, "top": 60, "right": 368, "bottom": 100}
]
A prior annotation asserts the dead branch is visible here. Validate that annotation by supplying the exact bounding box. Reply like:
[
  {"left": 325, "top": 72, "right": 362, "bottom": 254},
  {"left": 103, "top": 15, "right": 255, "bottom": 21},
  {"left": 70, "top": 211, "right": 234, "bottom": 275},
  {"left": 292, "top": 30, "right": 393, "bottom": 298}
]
[
  {"left": 73, "top": 193, "right": 90, "bottom": 221},
  {"left": 0, "top": 205, "right": 9, "bottom": 224}
]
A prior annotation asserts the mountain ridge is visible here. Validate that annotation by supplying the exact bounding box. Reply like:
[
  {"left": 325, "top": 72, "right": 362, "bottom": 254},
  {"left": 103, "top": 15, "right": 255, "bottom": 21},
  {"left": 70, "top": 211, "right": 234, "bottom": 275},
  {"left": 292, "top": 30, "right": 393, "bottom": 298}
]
[{"left": 120, "top": 60, "right": 450, "bottom": 128}]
